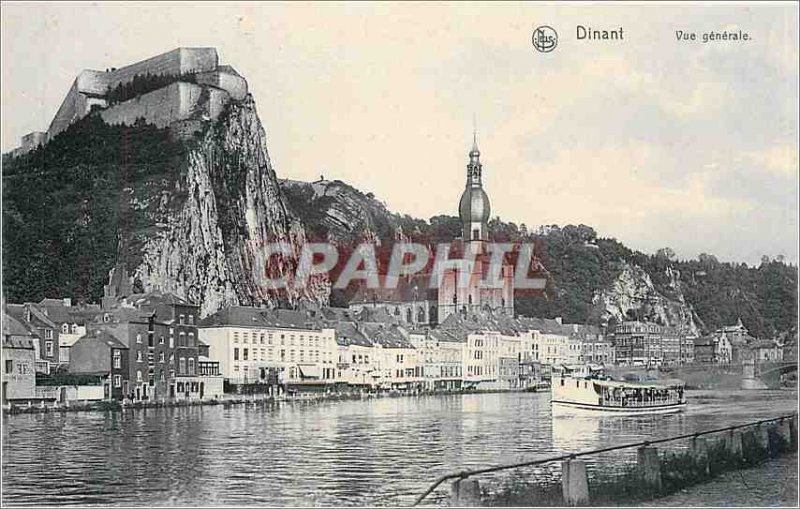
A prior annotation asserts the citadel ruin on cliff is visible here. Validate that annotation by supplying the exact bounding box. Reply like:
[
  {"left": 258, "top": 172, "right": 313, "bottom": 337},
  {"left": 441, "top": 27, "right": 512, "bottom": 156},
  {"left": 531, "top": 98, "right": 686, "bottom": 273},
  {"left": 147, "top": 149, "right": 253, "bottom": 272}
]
[{"left": 11, "top": 47, "right": 248, "bottom": 156}]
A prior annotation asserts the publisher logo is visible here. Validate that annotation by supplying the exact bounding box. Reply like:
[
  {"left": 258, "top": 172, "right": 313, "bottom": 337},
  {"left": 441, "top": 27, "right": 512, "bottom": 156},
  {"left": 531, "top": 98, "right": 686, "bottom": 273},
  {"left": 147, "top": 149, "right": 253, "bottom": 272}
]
[{"left": 532, "top": 26, "right": 558, "bottom": 53}]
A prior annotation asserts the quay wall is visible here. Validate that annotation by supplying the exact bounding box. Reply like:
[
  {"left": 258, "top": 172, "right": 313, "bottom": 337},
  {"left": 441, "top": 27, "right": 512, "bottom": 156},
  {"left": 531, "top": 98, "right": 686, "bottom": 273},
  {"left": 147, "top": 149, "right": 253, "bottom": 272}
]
[{"left": 35, "top": 385, "right": 105, "bottom": 402}]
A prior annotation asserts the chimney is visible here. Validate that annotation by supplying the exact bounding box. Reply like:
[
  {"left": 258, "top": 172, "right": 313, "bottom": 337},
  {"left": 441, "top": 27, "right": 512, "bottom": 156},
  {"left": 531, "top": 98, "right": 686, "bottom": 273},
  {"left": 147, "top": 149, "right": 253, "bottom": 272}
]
[
  {"left": 555, "top": 317, "right": 562, "bottom": 325},
  {"left": 63, "top": 298, "right": 72, "bottom": 307}
]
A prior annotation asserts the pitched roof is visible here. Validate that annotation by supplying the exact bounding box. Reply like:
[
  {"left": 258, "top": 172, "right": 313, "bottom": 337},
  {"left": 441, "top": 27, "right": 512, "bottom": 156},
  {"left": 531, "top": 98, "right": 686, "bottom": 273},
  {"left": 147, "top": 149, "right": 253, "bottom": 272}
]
[
  {"left": 6, "top": 303, "right": 58, "bottom": 330},
  {"left": 356, "top": 306, "right": 399, "bottom": 324},
  {"left": 361, "top": 323, "right": 412, "bottom": 348},
  {"left": 331, "top": 321, "right": 372, "bottom": 347},
  {"left": 76, "top": 328, "right": 128, "bottom": 349},
  {"left": 199, "top": 306, "right": 325, "bottom": 330},
  {"left": 428, "top": 328, "right": 468, "bottom": 343},
  {"left": 2, "top": 313, "right": 36, "bottom": 349},
  {"left": 125, "top": 292, "right": 196, "bottom": 309}
]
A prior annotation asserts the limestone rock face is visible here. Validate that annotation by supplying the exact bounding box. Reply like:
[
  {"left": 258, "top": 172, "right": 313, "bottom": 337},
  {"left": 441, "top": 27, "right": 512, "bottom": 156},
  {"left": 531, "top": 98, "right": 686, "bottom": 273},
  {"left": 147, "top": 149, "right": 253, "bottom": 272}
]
[
  {"left": 280, "top": 178, "right": 397, "bottom": 243},
  {"left": 128, "top": 97, "right": 329, "bottom": 316},
  {"left": 593, "top": 261, "right": 698, "bottom": 335}
]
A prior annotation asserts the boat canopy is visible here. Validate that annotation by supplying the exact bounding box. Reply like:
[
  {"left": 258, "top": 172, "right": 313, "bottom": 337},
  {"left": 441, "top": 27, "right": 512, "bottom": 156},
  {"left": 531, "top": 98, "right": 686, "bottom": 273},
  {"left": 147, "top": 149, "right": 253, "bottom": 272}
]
[{"left": 592, "top": 379, "right": 685, "bottom": 390}]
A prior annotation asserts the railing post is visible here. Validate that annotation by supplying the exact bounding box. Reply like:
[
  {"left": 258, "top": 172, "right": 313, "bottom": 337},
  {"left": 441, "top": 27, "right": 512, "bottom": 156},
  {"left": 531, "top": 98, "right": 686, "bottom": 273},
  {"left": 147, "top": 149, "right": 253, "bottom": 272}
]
[
  {"left": 637, "top": 446, "right": 662, "bottom": 492},
  {"left": 790, "top": 415, "right": 798, "bottom": 449},
  {"left": 777, "top": 418, "right": 792, "bottom": 451},
  {"left": 756, "top": 423, "right": 771, "bottom": 454},
  {"left": 450, "top": 477, "right": 481, "bottom": 507},
  {"left": 725, "top": 429, "right": 743, "bottom": 458},
  {"left": 561, "top": 459, "right": 589, "bottom": 506},
  {"left": 691, "top": 436, "right": 709, "bottom": 476}
]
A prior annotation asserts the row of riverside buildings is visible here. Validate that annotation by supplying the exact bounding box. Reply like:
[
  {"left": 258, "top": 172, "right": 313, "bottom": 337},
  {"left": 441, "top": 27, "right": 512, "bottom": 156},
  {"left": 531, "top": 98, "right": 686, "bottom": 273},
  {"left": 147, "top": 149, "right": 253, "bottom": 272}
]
[
  {"left": 3, "top": 63, "right": 789, "bottom": 403},
  {"left": 3, "top": 288, "right": 788, "bottom": 404}
]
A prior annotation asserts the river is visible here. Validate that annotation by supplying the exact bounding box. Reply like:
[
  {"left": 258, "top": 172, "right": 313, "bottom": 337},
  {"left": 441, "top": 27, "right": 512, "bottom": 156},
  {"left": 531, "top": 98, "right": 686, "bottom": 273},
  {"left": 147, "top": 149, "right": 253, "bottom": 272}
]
[{"left": 2, "top": 389, "right": 796, "bottom": 506}]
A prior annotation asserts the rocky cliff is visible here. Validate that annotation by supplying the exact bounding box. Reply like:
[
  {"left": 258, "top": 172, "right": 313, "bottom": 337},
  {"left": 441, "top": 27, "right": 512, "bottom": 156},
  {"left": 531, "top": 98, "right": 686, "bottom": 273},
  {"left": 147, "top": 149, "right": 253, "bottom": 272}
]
[
  {"left": 129, "top": 98, "right": 329, "bottom": 316},
  {"left": 3, "top": 96, "right": 329, "bottom": 317}
]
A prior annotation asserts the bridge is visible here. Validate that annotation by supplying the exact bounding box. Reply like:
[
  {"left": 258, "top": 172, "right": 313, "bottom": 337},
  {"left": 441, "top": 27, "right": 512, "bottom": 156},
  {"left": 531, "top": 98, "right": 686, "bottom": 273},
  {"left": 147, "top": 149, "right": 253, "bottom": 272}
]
[{"left": 608, "top": 360, "right": 797, "bottom": 390}]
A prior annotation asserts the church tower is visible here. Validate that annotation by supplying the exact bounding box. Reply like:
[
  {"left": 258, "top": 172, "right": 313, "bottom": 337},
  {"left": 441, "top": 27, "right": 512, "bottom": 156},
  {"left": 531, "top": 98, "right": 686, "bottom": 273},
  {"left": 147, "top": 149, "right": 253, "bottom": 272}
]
[{"left": 458, "top": 133, "right": 491, "bottom": 246}]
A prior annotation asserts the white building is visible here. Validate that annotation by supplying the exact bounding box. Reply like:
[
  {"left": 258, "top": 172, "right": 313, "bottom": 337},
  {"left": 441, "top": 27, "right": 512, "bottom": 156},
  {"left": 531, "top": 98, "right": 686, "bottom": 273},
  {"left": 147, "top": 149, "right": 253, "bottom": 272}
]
[{"left": 198, "top": 307, "right": 338, "bottom": 386}]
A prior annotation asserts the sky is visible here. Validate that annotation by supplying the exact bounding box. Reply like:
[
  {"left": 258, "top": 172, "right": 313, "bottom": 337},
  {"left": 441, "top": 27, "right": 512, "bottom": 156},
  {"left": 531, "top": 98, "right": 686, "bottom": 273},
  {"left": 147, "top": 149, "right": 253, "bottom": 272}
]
[{"left": 2, "top": 2, "right": 798, "bottom": 266}]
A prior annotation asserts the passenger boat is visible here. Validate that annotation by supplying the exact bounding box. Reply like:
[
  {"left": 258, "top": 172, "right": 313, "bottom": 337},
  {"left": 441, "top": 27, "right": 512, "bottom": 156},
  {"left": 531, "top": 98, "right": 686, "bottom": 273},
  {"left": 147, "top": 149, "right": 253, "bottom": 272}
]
[{"left": 551, "top": 366, "right": 687, "bottom": 415}]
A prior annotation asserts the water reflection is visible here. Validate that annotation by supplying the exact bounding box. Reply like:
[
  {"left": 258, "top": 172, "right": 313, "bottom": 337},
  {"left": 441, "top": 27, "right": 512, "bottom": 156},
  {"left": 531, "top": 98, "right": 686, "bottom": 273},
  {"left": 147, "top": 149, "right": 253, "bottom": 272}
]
[{"left": 2, "top": 390, "right": 795, "bottom": 507}]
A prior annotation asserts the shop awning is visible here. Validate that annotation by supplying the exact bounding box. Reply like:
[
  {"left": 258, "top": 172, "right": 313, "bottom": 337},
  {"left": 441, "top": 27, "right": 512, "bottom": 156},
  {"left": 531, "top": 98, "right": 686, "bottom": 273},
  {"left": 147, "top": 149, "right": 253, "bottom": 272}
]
[{"left": 297, "top": 364, "right": 321, "bottom": 379}]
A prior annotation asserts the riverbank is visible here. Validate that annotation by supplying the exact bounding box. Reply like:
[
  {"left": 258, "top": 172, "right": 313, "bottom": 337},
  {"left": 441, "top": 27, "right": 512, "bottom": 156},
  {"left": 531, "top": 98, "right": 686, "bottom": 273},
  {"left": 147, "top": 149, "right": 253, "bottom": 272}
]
[
  {"left": 481, "top": 413, "right": 797, "bottom": 507},
  {"left": 640, "top": 452, "right": 798, "bottom": 507},
  {"left": 2, "top": 387, "right": 538, "bottom": 416}
]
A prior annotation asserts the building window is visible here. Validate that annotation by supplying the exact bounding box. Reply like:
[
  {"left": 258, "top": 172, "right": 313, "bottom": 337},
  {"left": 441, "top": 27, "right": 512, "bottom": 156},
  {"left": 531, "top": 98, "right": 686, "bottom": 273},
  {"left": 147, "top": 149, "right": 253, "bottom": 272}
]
[
  {"left": 137, "top": 370, "right": 143, "bottom": 383},
  {"left": 159, "top": 352, "right": 165, "bottom": 363},
  {"left": 159, "top": 336, "right": 165, "bottom": 345},
  {"left": 169, "top": 354, "right": 175, "bottom": 365},
  {"left": 113, "top": 350, "right": 121, "bottom": 369},
  {"left": 243, "top": 348, "right": 249, "bottom": 361},
  {"left": 188, "top": 315, "right": 194, "bottom": 325},
  {"left": 234, "top": 332, "right": 239, "bottom": 343},
  {"left": 234, "top": 348, "right": 239, "bottom": 361},
  {"left": 136, "top": 333, "right": 142, "bottom": 344},
  {"left": 169, "top": 335, "right": 174, "bottom": 348},
  {"left": 179, "top": 314, "right": 185, "bottom": 325},
  {"left": 179, "top": 357, "right": 186, "bottom": 374},
  {"left": 114, "top": 375, "right": 122, "bottom": 388},
  {"left": 44, "top": 329, "right": 53, "bottom": 340},
  {"left": 45, "top": 341, "right": 54, "bottom": 357},
  {"left": 5, "top": 360, "right": 12, "bottom": 373},
  {"left": 137, "top": 351, "right": 143, "bottom": 363},
  {"left": 71, "top": 324, "right": 78, "bottom": 334},
  {"left": 61, "top": 323, "right": 69, "bottom": 334},
  {"left": 188, "top": 358, "right": 195, "bottom": 375}
]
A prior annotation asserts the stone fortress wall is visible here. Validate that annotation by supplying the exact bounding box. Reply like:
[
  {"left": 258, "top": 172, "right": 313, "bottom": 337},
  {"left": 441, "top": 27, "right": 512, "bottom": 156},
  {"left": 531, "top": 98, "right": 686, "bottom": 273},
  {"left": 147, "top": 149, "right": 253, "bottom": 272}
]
[
  {"left": 13, "top": 48, "right": 247, "bottom": 155},
  {"left": 99, "top": 82, "right": 231, "bottom": 130}
]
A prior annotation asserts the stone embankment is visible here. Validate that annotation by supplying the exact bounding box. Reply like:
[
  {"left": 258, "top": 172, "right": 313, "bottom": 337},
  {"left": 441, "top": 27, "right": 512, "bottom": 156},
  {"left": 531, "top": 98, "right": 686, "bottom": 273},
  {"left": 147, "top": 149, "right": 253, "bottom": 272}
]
[{"left": 2, "top": 387, "right": 530, "bottom": 416}]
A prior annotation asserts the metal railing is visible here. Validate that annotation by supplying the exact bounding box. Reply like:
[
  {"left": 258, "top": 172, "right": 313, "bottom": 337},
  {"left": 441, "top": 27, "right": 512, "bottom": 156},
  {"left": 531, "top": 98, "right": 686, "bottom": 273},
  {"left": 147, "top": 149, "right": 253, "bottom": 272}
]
[{"left": 412, "top": 412, "right": 797, "bottom": 506}]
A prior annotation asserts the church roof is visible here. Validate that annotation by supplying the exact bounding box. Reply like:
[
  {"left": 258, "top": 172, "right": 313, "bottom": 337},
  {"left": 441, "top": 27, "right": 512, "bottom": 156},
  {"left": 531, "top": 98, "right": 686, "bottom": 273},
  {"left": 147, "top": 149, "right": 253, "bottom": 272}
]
[
  {"left": 349, "top": 274, "right": 437, "bottom": 304},
  {"left": 459, "top": 187, "right": 491, "bottom": 224}
]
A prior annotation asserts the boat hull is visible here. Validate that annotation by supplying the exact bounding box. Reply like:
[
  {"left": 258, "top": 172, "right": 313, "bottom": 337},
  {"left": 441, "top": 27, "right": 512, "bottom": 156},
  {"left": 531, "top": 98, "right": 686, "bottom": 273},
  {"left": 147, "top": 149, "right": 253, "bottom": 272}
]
[{"left": 551, "top": 399, "right": 687, "bottom": 415}]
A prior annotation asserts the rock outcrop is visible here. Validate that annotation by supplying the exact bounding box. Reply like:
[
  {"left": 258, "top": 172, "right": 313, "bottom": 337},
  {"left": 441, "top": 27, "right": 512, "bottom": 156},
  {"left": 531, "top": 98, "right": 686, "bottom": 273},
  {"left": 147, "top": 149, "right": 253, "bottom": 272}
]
[
  {"left": 592, "top": 261, "right": 699, "bottom": 334},
  {"left": 129, "top": 97, "right": 329, "bottom": 316}
]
